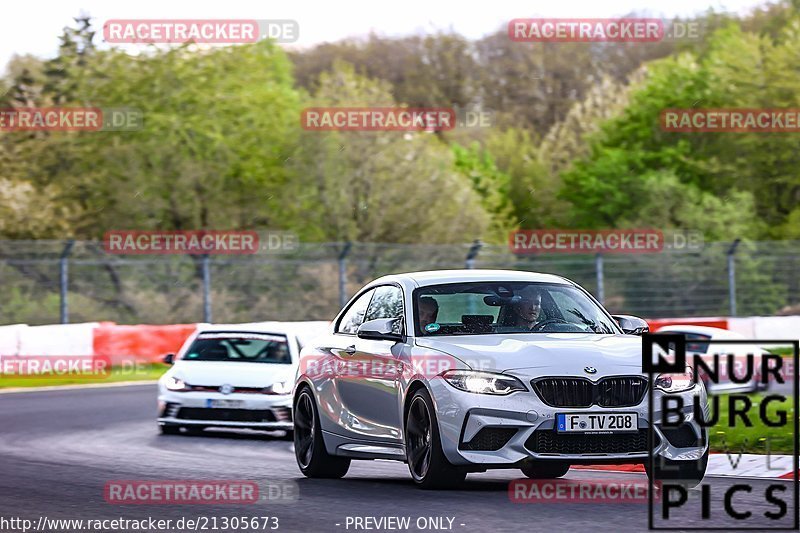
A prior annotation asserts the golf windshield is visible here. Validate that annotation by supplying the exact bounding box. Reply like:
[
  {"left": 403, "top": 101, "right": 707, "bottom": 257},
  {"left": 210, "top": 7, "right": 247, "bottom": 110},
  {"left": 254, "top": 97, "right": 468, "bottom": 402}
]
[
  {"left": 415, "top": 282, "right": 619, "bottom": 336},
  {"left": 183, "top": 332, "right": 291, "bottom": 363}
]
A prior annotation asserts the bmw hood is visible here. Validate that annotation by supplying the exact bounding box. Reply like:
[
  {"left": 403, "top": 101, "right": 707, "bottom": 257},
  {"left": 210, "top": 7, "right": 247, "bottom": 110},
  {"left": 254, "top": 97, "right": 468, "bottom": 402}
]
[
  {"left": 168, "top": 361, "right": 295, "bottom": 388},
  {"left": 414, "top": 333, "right": 644, "bottom": 377}
]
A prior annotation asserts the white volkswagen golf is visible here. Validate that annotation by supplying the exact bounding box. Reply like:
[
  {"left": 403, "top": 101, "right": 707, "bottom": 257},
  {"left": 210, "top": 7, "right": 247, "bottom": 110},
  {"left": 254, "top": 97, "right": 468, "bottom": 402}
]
[{"left": 158, "top": 322, "right": 327, "bottom": 436}]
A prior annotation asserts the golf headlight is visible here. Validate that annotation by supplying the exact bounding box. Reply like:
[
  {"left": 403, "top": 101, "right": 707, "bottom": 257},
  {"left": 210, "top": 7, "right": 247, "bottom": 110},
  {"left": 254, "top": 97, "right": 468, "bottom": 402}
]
[
  {"left": 263, "top": 381, "right": 292, "bottom": 395},
  {"left": 654, "top": 367, "right": 695, "bottom": 393},
  {"left": 165, "top": 376, "right": 188, "bottom": 391},
  {"left": 442, "top": 370, "right": 526, "bottom": 395}
]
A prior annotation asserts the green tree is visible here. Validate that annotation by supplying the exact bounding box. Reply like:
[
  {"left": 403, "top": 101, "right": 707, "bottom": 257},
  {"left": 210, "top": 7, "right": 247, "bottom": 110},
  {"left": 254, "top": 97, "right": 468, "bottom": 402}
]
[
  {"left": 560, "top": 20, "right": 800, "bottom": 239},
  {"left": 452, "top": 143, "right": 517, "bottom": 240},
  {"left": 2, "top": 31, "right": 301, "bottom": 237},
  {"left": 287, "top": 62, "right": 492, "bottom": 243}
]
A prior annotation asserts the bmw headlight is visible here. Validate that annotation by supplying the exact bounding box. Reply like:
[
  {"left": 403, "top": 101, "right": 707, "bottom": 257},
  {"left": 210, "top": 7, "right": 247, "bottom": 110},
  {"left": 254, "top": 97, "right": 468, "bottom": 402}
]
[
  {"left": 654, "top": 367, "right": 696, "bottom": 393},
  {"left": 165, "top": 376, "right": 189, "bottom": 392},
  {"left": 263, "top": 381, "right": 292, "bottom": 395},
  {"left": 442, "top": 370, "right": 526, "bottom": 395}
]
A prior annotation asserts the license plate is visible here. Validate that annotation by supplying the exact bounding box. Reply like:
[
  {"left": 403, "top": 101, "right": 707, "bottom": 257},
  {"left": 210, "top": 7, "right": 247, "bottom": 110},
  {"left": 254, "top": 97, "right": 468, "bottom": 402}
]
[
  {"left": 206, "top": 399, "right": 244, "bottom": 408},
  {"left": 556, "top": 412, "right": 637, "bottom": 433}
]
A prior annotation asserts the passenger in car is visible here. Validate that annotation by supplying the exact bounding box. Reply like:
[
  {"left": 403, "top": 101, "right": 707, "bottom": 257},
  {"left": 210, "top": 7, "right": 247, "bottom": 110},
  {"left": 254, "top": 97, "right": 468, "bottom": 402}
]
[
  {"left": 268, "top": 343, "right": 291, "bottom": 363},
  {"left": 418, "top": 296, "right": 439, "bottom": 330}
]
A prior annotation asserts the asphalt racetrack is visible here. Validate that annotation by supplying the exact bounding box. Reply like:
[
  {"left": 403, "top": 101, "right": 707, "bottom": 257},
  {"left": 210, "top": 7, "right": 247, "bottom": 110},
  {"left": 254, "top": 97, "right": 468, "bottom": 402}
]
[{"left": 0, "top": 384, "right": 795, "bottom": 532}]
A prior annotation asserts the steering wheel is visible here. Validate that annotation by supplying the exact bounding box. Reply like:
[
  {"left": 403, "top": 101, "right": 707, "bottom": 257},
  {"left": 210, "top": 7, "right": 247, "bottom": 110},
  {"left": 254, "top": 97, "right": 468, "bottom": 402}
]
[{"left": 531, "top": 318, "right": 570, "bottom": 332}]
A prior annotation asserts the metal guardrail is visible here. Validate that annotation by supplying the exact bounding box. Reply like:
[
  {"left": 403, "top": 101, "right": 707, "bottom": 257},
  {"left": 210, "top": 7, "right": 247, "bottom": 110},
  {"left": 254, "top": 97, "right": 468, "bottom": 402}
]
[{"left": 0, "top": 240, "right": 798, "bottom": 325}]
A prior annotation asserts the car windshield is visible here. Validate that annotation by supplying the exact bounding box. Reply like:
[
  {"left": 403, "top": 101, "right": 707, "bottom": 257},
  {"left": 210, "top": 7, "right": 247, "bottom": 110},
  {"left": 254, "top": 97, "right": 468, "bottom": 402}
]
[
  {"left": 182, "top": 332, "right": 292, "bottom": 363},
  {"left": 675, "top": 332, "right": 712, "bottom": 354},
  {"left": 415, "top": 282, "right": 618, "bottom": 336}
]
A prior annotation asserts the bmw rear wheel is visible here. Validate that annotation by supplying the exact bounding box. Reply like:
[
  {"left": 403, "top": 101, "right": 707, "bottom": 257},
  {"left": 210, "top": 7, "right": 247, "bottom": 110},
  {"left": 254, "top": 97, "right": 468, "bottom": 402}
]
[{"left": 294, "top": 387, "right": 350, "bottom": 478}]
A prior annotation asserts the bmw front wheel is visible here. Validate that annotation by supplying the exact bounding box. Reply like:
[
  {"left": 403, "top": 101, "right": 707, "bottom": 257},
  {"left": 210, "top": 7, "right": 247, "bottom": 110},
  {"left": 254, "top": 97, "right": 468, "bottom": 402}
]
[{"left": 405, "top": 388, "right": 466, "bottom": 489}]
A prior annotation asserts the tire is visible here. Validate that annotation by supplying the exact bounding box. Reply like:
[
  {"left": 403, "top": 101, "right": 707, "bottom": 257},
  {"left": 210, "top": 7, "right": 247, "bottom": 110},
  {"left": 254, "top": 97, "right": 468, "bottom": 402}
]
[
  {"left": 645, "top": 449, "right": 708, "bottom": 488},
  {"left": 520, "top": 461, "right": 570, "bottom": 479},
  {"left": 294, "top": 387, "right": 350, "bottom": 478},
  {"left": 405, "top": 388, "right": 467, "bottom": 489},
  {"left": 159, "top": 424, "right": 182, "bottom": 435}
]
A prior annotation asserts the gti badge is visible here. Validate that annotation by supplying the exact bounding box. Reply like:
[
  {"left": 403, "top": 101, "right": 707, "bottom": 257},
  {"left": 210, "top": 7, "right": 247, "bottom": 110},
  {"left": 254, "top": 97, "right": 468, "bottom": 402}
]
[
  {"left": 220, "top": 384, "right": 234, "bottom": 395},
  {"left": 584, "top": 366, "right": 597, "bottom": 374}
]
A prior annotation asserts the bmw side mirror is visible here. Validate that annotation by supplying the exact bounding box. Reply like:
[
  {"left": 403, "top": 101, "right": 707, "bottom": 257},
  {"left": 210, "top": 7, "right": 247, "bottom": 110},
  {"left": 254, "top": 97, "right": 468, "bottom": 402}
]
[
  {"left": 612, "top": 315, "right": 650, "bottom": 335},
  {"left": 357, "top": 318, "right": 404, "bottom": 342},
  {"left": 162, "top": 353, "right": 175, "bottom": 365}
]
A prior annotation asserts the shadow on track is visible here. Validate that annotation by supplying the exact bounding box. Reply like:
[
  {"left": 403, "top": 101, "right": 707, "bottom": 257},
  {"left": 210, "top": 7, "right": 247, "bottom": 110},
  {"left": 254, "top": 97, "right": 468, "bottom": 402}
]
[
  {"left": 296, "top": 474, "right": 514, "bottom": 493},
  {"left": 156, "top": 427, "right": 292, "bottom": 441}
]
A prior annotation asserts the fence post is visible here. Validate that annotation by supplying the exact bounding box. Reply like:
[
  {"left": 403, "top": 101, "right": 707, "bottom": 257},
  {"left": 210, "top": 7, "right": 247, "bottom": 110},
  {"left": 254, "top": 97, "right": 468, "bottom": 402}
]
[
  {"left": 595, "top": 252, "right": 605, "bottom": 305},
  {"left": 727, "top": 239, "right": 741, "bottom": 317},
  {"left": 201, "top": 254, "right": 212, "bottom": 323},
  {"left": 59, "top": 240, "right": 75, "bottom": 324},
  {"left": 465, "top": 240, "right": 482, "bottom": 269},
  {"left": 338, "top": 242, "right": 352, "bottom": 309}
]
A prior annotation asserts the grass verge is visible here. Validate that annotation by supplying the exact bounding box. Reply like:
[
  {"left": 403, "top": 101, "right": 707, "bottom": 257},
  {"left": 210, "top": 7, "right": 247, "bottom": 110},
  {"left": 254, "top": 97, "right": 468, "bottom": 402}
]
[{"left": 708, "top": 392, "right": 794, "bottom": 454}]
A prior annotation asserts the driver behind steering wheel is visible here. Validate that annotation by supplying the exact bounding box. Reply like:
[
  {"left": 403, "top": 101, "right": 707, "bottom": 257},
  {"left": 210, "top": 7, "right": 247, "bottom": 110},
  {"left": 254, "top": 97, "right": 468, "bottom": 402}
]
[{"left": 511, "top": 286, "right": 545, "bottom": 331}]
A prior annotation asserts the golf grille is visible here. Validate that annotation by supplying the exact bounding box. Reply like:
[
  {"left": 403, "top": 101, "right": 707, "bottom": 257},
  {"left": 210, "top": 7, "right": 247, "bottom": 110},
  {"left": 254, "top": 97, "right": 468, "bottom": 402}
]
[
  {"left": 176, "top": 408, "right": 277, "bottom": 423},
  {"left": 533, "top": 377, "right": 647, "bottom": 408}
]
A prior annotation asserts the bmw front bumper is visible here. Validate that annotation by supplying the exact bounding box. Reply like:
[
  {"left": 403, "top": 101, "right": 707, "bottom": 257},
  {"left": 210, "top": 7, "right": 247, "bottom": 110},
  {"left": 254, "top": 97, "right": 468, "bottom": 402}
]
[{"left": 427, "top": 378, "right": 707, "bottom": 467}]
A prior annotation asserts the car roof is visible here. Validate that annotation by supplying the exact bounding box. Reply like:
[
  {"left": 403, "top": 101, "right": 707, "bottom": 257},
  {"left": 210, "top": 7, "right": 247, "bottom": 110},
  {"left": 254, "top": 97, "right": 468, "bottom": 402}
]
[
  {"left": 195, "top": 322, "right": 294, "bottom": 335},
  {"left": 370, "top": 269, "right": 572, "bottom": 288},
  {"left": 194, "top": 321, "right": 329, "bottom": 337},
  {"left": 657, "top": 325, "right": 745, "bottom": 339},
  {"left": 191, "top": 321, "right": 331, "bottom": 351}
]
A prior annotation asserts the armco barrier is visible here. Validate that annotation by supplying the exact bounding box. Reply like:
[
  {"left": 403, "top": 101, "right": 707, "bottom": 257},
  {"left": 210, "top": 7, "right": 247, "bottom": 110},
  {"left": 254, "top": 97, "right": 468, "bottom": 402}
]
[
  {"left": 750, "top": 315, "right": 800, "bottom": 340},
  {"left": 0, "top": 324, "right": 25, "bottom": 356},
  {"left": 0, "top": 316, "right": 796, "bottom": 366},
  {"left": 92, "top": 324, "right": 199, "bottom": 365},
  {"left": 648, "top": 317, "right": 729, "bottom": 331},
  {"left": 651, "top": 316, "right": 800, "bottom": 342},
  {"left": 18, "top": 322, "right": 103, "bottom": 356},
  {"left": 728, "top": 317, "right": 756, "bottom": 337}
]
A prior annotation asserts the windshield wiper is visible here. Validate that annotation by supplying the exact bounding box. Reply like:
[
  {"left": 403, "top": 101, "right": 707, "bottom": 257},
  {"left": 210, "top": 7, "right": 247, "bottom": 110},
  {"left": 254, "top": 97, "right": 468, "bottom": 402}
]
[{"left": 566, "top": 308, "right": 612, "bottom": 334}]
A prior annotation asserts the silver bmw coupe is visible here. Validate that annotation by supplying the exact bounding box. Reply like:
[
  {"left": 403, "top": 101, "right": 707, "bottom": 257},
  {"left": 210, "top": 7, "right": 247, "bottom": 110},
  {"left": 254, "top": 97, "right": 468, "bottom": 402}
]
[{"left": 293, "top": 270, "right": 708, "bottom": 489}]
